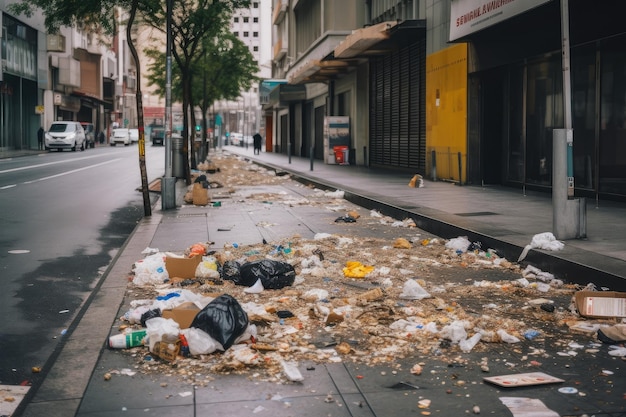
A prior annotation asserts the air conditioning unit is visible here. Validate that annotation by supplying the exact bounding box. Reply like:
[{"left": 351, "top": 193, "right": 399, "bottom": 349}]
[{"left": 47, "top": 34, "right": 66, "bottom": 52}]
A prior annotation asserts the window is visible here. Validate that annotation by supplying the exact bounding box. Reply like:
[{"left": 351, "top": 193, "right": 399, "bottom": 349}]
[
  {"left": 253, "top": 2, "right": 259, "bottom": 8},
  {"left": 254, "top": 17, "right": 258, "bottom": 23},
  {"left": 234, "top": 17, "right": 239, "bottom": 23},
  {"left": 244, "top": 31, "right": 249, "bottom": 37},
  {"left": 253, "top": 32, "right": 258, "bottom": 37},
  {"left": 244, "top": 17, "right": 249, "bottom": 23},
  {"left": 253, "top": 46, "right": 259, "bottom": 52},
  {"left": 234, "top": 31, "right": 239, "bottom": 37}
]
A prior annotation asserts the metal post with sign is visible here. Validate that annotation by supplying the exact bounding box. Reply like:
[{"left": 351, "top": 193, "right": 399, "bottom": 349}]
[{"left": 553, "top": 0, "right": 586, "bottom": 239}]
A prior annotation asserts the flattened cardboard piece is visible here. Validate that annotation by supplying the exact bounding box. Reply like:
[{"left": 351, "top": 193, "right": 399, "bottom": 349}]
[
  {"left": 162, "top": 302, "right": 201, "bottom": 329},
  {"left": 484, "top": 372, "right": 564, "bottom": 388},
  {"left": 574, "top": 290, "right": 626, "bottom": 318},
  {"left": 165, "top": 255, "right": 202, "bottom": 279}
]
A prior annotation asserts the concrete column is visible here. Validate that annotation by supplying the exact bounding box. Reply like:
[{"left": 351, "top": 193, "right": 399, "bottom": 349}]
[{"left": 553, "top": 129, "right": 583, "bottom": 239}]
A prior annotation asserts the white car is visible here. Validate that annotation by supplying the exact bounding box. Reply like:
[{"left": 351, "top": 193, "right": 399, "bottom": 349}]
[
  {"left": 229, "top": 132, "right": 243, "bottom": 146},
  {"left": 110, "top": 128, "right": 131, "bottom": 146},
  {"left": 45, "top": 121, "right": 86, "bottom": 152},
  {"left": 129, "top": 128, "right": 139, "bottom": 143}
]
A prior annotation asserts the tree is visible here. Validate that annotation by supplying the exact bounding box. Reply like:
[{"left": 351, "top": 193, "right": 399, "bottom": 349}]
[
  {"left": 145, "top": 30, "right": 259, "bottom": 162},
  {"left": 138, "top": 0, "right": 250, "bottom": 183}
]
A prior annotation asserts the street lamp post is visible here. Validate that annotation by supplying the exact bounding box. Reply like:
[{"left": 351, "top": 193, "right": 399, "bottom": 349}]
[{"left": 161, "top": 0, "right": 176, "bottom": 210}]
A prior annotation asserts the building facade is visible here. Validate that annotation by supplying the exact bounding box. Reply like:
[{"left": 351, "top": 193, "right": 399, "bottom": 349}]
[
  {"left": 264, "top": 0, "right": 626, "bottom": 200},
  {"left": 1, "top": 1, "right": 119, "bottom": 151},
  {"left": 219, "top": 0, "right": 272, "bottom": 142}
]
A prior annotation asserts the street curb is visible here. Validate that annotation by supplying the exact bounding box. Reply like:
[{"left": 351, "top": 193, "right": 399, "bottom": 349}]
[
  {"left": 17, "top": 206, "right": 164, "bottom": 417},
  {"left": 247, "top": 156, "right": 626, "bottom": 292}
]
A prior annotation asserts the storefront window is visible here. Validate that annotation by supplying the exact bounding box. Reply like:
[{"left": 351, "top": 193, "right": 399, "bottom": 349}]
[
  {"left": 571, "top": 45, "right": 597, "bottom": 190},
  {"left": 599, "top": 36, "right": 626, "bottom": 195},
  {"left": 525, "top": 57, "right": 563, "bottom": 186},
  {"left": 507, "top": 66, "right": 524, "bottom": 182}
]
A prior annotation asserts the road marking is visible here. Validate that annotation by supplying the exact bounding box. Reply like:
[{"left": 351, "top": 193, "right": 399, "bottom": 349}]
[
  {"left": 8, "top": 249, "right": 31, "bottom": 254},
  {"left": 0, "top": 184, "right": 16, "bottom": 189},
  {"left": 0, "top": 152, "right": 122, "bottom": 174},
  {"left": 22, "top": 159, "right": 121, "bottom": 184}
]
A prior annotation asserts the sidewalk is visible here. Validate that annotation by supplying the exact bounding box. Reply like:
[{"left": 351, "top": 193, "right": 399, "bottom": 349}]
[
  {"left": 228, "top": 146, "right": 626, "bottom": 291},
  {"left": 16, "top": 147, "right": 626, "bottom": 417}
]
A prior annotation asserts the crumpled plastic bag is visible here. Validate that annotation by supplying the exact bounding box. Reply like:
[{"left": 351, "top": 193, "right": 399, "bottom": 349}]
[
  {"left": 223, "top": 259, "right": 296, "bottom": 289},
  {"left": 133, "top": 253, "right": 169, "bottom": 286},
  {"left": 343, "top": 261, "right": 374, "bottom": 278},
  {"left": 439, "top": 320, "right": 468, "bottom": 343},
  {"left": 180, "top": 327, "right": 223, "bottom": 355},
  {"left": 399, "top": 279, "right": 431, "bottom": 300},
  {"left": 445, "top": 236, "right": 472, "bottom": 253},
  {"left": 145, "top": 317, "right": 180, "bottom": 353},
  {"left": 240, "top": 260, "right": 296, "bottom": 289},
  {"left": 190, "top": 294, "right": 249, "bottom": 350},
  {"left": 196, "top": 257, "right": 220, "bottom": 279},
  {"left": 518, "top": 232, "right": 564, "bottom": 262}
]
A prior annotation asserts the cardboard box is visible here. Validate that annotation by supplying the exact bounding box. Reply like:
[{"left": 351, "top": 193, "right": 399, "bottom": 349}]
[
  {"left": 162, "top": 302, "right": 201, "bottom": 329},
  {"left": 192, "top": 182, "right": 209, "bottom": 206},
  {"left": 574, "top": 290, "right": 626, "bottom": 318},
  {"left": 165, "top": 255, "right": 202, "bottom": 279}
]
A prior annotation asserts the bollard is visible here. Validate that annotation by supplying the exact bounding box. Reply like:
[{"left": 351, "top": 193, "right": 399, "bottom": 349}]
[
  {"left": 310, "top": 146, "right": 314, "bottom": 171},
  {"left": 457, "top": 152, "right": 462, "bottom": 186},
  {"left": 288, "top": 142, "right": 292, "bottom": 164},
  {"left": 431, "top": 150, "right": 437, "bottom": 181}
]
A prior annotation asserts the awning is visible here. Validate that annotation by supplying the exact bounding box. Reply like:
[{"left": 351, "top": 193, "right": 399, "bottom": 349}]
[
  {"left": 264, "top": 84, "right": 306, "bottom": 109},
  {"left": 288, "top": 59, "right": 355, "bottom": 85},
  {"left": 334, "top": 21, "right": 399, "bottom": 59},
  {"left": 287, "top": 20, "right": 425, "bottom": 86}
]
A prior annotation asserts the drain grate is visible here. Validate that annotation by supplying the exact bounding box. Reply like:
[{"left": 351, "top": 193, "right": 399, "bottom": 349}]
[
  {"left": 455, "top": 211, "right": 498, "bottom": 217},
  {"left": 176, "top": 213, "right": 207, "bottom": 218}
]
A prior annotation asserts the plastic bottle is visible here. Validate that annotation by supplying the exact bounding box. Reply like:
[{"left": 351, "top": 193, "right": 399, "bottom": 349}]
[{"left": 109, "top": 329, "right": 147, "bottom": 349}]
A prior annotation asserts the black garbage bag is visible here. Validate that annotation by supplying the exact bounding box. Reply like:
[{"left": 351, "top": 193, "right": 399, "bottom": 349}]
[
  {"left": 190, "top": 294, "right": 249, "bottom": 350},
  {"left": 220, "top": 260, "right": 249, "bottom": 285},
  {"left": 239, "top": 259, "right": 296, "bottom": 290}
]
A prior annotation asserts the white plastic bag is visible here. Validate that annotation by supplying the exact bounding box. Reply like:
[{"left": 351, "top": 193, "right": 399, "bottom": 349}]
[
  {"left": 497, "top": 329, "right": 521, "bottom": 343},
  {"left": 145, "top": 317, "right": 180, "bottom": 353},
  {"left": 439, "top": 321, "right": 468, "bottom": 343},
  {"left": 399, "top": 279, "right": 431, "bottom": 300},
  {"left": 459, "top": 333, "right": 482, "bottom": 353},
  {"left": 196, "top": 257, "right": 220, "bottom": 279},
  {"left": 133, "top": 253, "right": 169, "bottom": 286},
  {"left": 180, "top": 327, "right": 223, "bottom": 355}
]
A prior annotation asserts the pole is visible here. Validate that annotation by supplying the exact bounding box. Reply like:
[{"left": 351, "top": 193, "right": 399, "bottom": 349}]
[
  {"left": 161, "top": 0, "right": 176, "bottom": 210},
  {"left": 553, "top": 0, "right": 585, "bottom": 239}
]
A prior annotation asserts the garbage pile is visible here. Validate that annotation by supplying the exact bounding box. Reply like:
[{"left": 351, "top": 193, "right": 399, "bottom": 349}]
[
  {"left": 107, "top": 154, "right": 625, "bottom": 386},
  {"left": 110, "top": 231, "right": 620, "bottom": 385}
]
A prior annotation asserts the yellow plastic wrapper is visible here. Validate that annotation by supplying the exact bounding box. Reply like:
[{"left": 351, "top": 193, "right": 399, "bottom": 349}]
[{"left": 343, "top": 261, "right": 374, "bottom": 278}]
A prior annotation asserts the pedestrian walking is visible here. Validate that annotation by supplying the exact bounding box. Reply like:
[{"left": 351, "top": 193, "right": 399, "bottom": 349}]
[
  {"left": 37, "top": 127, "right": 44, "bottom": 150},
  {"left": 253, "top": 133, "right": 262, "bottom": 155}
]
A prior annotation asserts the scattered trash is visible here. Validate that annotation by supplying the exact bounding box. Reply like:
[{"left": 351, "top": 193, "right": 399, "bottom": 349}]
[
  {"left": 280, "top": 360, "right": 304, "bottom": 382},
  {"left": 342, "top": 261, "right": 374, "bottom": 278},
  {"left": 190, "top": 294, "right": 249, "bottom": 350},
  {"left": 108, "top": 329, "right": 147, "bottom": 349},
  {"left": 399, "top": 279, "right": 431, "bottom": 300},
  {"left": 408, "top": 174, "right": 424, "bottom": 188},
  {"left": 485, "top": 372, "right": 564, "bottom": 388},
  {"left": 335, "top": 215, "right": 357, "bottom": 223},
  {"left": 499, "top": 397, "right": 559, "bottom": 417},
  {"left": 518, "top": 232, "right": 564, "bottom": 262},
  {"left": 574, "top": 290, "right": 626, "bottom": 318},
  {"left": 597, "top": 324, "right": 626, "bottom": 343}
]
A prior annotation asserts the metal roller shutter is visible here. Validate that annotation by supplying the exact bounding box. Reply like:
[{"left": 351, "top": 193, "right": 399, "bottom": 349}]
[{"left": 369, "top": 40, "right": 426, "bottom": 173}]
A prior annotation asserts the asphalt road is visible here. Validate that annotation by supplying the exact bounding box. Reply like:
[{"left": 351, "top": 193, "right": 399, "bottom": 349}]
[{"left": 0, "top": 143, "right": 164, "bottom": 387}]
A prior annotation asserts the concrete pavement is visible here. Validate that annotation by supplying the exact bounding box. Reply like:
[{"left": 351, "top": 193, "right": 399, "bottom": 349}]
[{"left": 12, "top": 146, "right": 626, "bottom": 417}]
